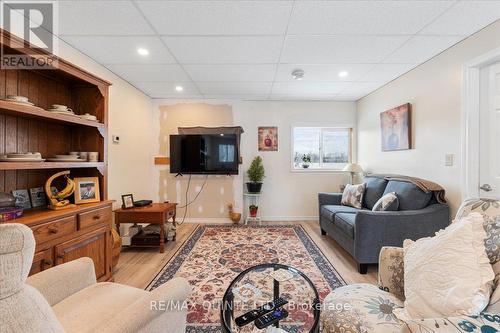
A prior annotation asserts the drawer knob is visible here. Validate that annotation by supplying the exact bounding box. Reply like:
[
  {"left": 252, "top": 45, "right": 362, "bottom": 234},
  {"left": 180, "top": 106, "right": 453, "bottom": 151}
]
[
  {"left": 48, "top": 227, "right": 58, "bottom": 234},
  {"left": 92, "top": 215, "right": 100, "bottom": 220},
  {"left": 43, "top": 260, "right": 52, "bottom": 267}
]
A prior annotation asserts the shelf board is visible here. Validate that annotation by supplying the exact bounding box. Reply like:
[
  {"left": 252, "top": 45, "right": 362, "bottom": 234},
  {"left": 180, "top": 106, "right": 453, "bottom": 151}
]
[
  {"left": 0, "top": 161, "right": 105, "bottom": 171},
  {"left": 0, "top": 100, "right": 105, "bottom": 129}
]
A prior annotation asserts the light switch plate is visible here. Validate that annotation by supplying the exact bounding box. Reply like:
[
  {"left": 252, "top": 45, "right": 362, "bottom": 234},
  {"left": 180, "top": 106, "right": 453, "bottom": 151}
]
[{"left": 445, "top": 154, "right": 454, "bottom": 166}]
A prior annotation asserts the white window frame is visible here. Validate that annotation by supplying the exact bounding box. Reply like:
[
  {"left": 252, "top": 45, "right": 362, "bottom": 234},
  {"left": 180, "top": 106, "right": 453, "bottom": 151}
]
[{"left": 290, "top": 126, "right": 353, "bottom": 172}]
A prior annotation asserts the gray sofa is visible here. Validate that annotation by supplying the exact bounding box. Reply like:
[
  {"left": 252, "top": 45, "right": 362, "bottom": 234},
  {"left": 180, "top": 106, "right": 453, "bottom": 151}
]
[{"left": 318, "top": 176, "right": 450, "bottom": 274}]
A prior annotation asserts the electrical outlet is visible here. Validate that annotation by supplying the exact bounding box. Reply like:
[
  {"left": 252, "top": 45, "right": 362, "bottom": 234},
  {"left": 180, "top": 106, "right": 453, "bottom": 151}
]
[
  {"left": 112, "top": 135, "right": 120, "bottom": 144},
  {"left": 445, "top": 154, "right": 454, "bottom": 166}
]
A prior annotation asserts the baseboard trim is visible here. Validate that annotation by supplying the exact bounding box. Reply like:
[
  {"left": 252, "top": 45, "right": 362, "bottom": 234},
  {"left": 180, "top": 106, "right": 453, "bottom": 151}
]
[{"left": 178, "top": 216, "right": 319, "bottom": 223}]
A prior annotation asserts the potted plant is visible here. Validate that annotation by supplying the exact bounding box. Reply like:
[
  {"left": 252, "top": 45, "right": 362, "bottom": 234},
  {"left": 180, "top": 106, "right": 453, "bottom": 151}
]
[
  {"left": 249, "top": 204, "right": 259, "bottom": 217},
  {"left": 302, "top": 153, "right": 311, "bottom": 168},
  {"left": 246, "top": 156, "right": 265, "bottom": 193}
]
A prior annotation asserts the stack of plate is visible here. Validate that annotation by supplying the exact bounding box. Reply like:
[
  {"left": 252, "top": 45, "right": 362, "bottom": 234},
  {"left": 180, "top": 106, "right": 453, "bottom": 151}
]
[
  {"left": 47, "top": 109, "right": 76, "bottom": 116},
  {"left": 0, "top": 152, "right": 44, "bottom": 162},
  {"left": 2, "top": 95, "right": 35, "bottom": 106},
  {"left": 47, "top": 154, "right": 84, "bottom": 162}
]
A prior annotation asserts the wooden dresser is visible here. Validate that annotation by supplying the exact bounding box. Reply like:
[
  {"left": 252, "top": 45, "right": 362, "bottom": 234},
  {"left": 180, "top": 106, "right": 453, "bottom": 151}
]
[
  {"left": 0, "top": 29, "right": 114, "bottom": 281},
  {"left": 14, "top": 201, "right": 114, "bottom": 281}
]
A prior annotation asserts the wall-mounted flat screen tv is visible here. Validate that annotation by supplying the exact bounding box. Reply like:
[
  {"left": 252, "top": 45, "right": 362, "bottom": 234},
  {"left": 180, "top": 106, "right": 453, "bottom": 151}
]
[{"left": 170, "top": 134, "right": 239, "bottom": 175}]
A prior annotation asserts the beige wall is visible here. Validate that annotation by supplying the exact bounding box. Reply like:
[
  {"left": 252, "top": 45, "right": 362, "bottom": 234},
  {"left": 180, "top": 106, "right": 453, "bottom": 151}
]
[
  {"left": 158, "top": 103, "right": 235, "bottom": 220},
  {"left": 57, "top": 40, "right": 155, "bottom": 208},
  {"left": 153, "top": 100, "right": 356, "bottom": 221},
  {"left": 357, "top": 21, "right": 500, "bottom": 214}
]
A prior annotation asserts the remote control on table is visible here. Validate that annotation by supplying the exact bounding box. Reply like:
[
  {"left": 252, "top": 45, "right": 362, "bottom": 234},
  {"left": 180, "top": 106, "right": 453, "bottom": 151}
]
[
  {"left": 234, "top": 297, "right": 288, "bottom": 327},
  {"left": 254, "top": 308, "right": 289, "bottom": 329}
]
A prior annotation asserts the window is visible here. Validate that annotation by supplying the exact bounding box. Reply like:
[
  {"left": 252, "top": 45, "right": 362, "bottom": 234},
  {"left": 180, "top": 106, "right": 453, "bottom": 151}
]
[{"left": 292, "top": 127, "right": 352, "bottom": 170}]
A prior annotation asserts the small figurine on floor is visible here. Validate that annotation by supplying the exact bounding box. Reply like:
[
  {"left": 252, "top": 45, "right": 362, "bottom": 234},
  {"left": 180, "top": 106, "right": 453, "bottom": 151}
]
[{"left": 227, "top": 203, "right": 241, "bottom": 224}]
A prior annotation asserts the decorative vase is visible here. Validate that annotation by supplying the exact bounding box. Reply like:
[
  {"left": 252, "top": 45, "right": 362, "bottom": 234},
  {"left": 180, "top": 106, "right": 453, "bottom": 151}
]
[
  {"left": 246, "top": 182, "right": 263, "bottom": 193},
  {"left": 302, "top": 163, "right": 310, "bottom": 169}
]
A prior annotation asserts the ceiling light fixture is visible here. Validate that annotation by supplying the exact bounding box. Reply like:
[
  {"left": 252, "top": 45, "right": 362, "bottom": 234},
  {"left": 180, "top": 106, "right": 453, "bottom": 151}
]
[
  {"left": 175, "top": 85, "right": 184, "bottom": 92},
  {"left": 338, "top": 70, "right": 349, "bottom": 78},
  {"left": 291, "top": 69, "right": 305, "bottom": 80},
  {"left": 137, "top": 48, "right": 149, "bottom": 56}
]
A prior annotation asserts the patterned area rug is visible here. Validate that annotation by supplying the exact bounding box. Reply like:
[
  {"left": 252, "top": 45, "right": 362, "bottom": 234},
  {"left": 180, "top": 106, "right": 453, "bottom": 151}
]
[{"left": 147, "top": 224, "right": 345, "bottom": 332}]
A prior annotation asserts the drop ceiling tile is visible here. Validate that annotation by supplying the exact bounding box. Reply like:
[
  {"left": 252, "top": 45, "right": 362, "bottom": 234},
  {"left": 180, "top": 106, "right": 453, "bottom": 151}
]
[
  {"left": 136, "top": 1, "right": 292, "bottom": 35},
  {"left": 163, "top": 36, "right": 283, "bottom": 64},
  {"left": 281, "top": 35, "right": 410, "bottom": 64},
  {"left": 269, "top": 94, "right": 336, "bottom": 101},
  {"left": 197, "top": 82, "right": 272, "bottom": 95},
  {"left": 183, "top": 64, "right": 277, "bottom": 82},
  {"left": 361, "top": 64, "right": 417, "bottom": 83},
  {"left": 59, "top": 1, "right": 154, "bottom": 35},
  {"left": 289, "top": 1, "right": 453, "bottom": 35},
  {"left": 383, "top": 35, "right": 465, "bottom": 64},
  {"left": 203, "top": 95, "right": 270, "bottom": 101},
  {"left": 275, "top": 64, "right": 375, "bottom": 82},
  {"left": 107, "top": 64, "right": 190, "bottom": 82},
  {"left": 272, "top": 81, "right": 350, "bottom": 95},
  {"left": 60, "top": 36, "right": 175, "bottom": 64},
  {"left": 420, "top": 1, "right": 500, "bottom": 35},
  {"left": 132, "top": 81, "right": 200, "bottom": 97}
]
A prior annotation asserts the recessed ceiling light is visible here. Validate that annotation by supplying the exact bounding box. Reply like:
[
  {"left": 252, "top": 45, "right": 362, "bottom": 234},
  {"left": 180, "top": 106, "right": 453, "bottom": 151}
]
[
  {"left": 175, "top": 85, "right": 184, "bottom": 92},
  {"left": 338, "top": 71, "right": 349, "bottom": 78},
  {"left": 291, "top": 69, "right": 305, "bottom": 80},
  {"left": 137, "top": 48, "right": 149, "bottom": 56}
]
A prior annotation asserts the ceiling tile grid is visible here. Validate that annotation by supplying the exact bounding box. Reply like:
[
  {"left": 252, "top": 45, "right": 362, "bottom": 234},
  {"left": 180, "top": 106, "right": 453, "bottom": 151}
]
[{"left": 52, "top": 0, "right": 500, "bottom": 101}]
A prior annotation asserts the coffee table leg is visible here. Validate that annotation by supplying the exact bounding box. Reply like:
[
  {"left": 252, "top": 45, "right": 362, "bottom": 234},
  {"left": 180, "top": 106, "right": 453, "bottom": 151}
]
[
  {"left": 159, "top": 223, "right": 165, "bottom": 253},
  {"left": 172, "top": 210, "right": 177, "bottom": 241}
]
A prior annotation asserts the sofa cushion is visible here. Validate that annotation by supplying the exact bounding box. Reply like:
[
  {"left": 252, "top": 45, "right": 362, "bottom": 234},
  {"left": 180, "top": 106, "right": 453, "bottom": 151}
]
[
  {"left": 383, "top": 180, "right": 432, "bottom": 210},
  {"left": 321, "top": 205, "right": 359, "bottom": 221},
  {"left": 53, "top": 282, "right": 147, "bottom": 332},
  {"left": 341, "top": 183, "right": 366, "bottom": 209},
  {"left": 334, "top": 213, "right": 356, "bottom": 238},
  {"left": 372, "top": 192, "right": 399, "bottom": 211},
  {"left": 363, "top": 177, "right": 388, "bottom": 209}
]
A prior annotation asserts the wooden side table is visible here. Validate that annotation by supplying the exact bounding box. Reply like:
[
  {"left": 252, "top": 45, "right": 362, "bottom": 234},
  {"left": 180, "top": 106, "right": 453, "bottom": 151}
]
[{"left": 114, "top": 203, "right": 177, "bottom": 253}]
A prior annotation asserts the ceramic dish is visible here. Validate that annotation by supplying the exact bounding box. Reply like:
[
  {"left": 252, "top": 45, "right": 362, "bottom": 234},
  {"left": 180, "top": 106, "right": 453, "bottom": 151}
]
[
  {"left": 53, "top": 154, "right": 80, "bottom": 159},
  {"left": 7, "top": 152, "right": 42, "bottom": 159},
  {"left": 7, "top": 95, "right": 28, "bottom": 102},
  {"left": 2, "top": 98, "right": 35, "bottom": 106},
  {"left": 47, "top": 157, "right": 83, "bottom": 162},
  {"left": 0, "top": 157, "right": 45, "bottom": 162},
  {"left": 47, "top": 110, "right": 77, "bottom": 115}
]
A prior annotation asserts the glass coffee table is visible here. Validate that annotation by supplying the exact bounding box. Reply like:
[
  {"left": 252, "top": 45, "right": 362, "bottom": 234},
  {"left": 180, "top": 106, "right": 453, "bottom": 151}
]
[{"left": 221, "top": 263, "right": 320, "bottom": 333}]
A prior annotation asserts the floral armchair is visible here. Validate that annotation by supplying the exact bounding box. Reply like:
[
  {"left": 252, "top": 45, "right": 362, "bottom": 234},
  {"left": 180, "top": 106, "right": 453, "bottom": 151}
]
[{"left": 321, "top": 198, "right": 500, "bottom": 333}]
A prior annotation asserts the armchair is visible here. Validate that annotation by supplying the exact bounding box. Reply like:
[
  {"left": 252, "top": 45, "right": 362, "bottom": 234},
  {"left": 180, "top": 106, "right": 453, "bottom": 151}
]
[
  {"left": 321, "top": 198, "right": 500, "bottom": 333},
  {"left": 1, "top": 223, "right": 190, "bottom": 333}
]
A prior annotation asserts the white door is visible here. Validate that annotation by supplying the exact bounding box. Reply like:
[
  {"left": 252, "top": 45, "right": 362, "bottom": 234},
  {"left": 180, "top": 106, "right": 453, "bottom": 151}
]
[{"left": 479, "top": 62, "right": 500, "bottom": 198}]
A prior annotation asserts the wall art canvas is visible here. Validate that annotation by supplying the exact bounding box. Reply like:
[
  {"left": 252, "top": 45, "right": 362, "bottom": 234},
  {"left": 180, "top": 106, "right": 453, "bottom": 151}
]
[
  {"left": 380, "top": 103, "right": 411, "bottom": 151},
  {"left": 258, "top": 126, "right": 278, "bottom": 151}
]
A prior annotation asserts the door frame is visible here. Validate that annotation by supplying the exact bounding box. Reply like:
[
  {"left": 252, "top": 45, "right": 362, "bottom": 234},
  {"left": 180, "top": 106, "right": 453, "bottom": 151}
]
[{"left": 461, "top": 46, "right": 500, "bottom": 199}]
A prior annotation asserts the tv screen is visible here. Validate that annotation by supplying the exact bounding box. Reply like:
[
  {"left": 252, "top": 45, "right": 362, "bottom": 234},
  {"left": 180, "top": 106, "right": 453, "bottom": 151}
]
[{"left": 170, "top": 134, "right": 239, "bottom": 175}]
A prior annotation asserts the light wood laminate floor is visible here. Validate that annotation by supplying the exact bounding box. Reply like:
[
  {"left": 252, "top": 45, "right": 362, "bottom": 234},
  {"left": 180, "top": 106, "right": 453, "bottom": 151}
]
[{"left": 114, "top": 221, "right": 377, "bottom": 289}]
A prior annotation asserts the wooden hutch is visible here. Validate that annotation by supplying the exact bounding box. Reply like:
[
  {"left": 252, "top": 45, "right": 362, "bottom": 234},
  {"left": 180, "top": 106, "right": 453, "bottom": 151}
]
[{"left": 0, "top": 30, "right": 114, "bottom": 281}]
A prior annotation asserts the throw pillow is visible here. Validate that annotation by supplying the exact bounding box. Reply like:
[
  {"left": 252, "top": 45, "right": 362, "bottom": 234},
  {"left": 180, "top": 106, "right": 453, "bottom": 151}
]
[
  {"left": 341, "top": 183, "right": 366, "bottom": 209},
  {"left": 483, "top": 215, "right": 500, "bottom": 304},
  {"left": 372, "top": 192, "right": 399, "bottom": 211},
  {"left": 394, "top": 213, "right": 495, "bottom": 320}
]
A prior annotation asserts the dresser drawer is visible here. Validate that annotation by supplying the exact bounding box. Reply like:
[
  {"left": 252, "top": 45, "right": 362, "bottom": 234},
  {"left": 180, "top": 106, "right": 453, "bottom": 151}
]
[
  {"left": 78, "top": 207, "right": 111, "bottom": 230},
  {"left": 32, "top": 216, "right": 77, "bottom": 245}
]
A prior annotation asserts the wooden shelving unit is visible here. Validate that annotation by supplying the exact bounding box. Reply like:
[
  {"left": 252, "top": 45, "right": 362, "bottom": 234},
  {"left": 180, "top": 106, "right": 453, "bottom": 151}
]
[{"left": 0, "top": 29, "right": 114, "bottom": 282}]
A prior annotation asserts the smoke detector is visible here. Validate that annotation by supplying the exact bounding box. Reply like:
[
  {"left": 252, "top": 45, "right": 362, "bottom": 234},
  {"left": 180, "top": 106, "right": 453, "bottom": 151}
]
[{"left": 291, "top": 69, "right": 305, "bottom": 80}]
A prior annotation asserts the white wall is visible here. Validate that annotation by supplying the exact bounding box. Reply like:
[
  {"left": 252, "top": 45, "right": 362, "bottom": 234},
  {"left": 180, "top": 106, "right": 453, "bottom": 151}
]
[
  {"left": 357, "top": 21, "right": 500, "bottom": 214},
  {"left": 152, "top": 100, "right": 356, "bottom": 220},
  {"left": 57, "top": 40, "right": 155, "bottom": 207}
]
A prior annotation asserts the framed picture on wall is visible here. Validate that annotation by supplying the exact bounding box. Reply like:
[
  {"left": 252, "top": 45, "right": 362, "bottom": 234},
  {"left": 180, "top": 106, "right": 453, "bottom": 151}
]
[
  {"left": 380, "top": 103, "right": 411, "bottom": 151},
  {"left": 74, "top": 177, "right": 100, "bottom": 204},
  {"left": 258, "top": 126, "right": 278, "bottom": 151}
]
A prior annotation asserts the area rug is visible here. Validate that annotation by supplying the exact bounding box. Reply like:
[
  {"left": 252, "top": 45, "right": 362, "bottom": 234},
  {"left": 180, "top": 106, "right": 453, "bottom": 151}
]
[{"left": 147, "top": 224, "right": 345, "bottom": 332}]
